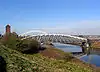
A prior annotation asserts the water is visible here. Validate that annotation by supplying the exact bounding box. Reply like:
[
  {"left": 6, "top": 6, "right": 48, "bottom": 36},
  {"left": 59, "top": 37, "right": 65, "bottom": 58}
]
[
  {"left": 53, "top": 43, "right": 100, "bottom": 67},
  {"left": 80, "top": 49, "right": 100, "bottom": 67},
  {"left": 80, "top": 55, "right": 100, "bottom": 67},
  {"left": 53, "top": 43, "right": 82, "bottom": 52}
]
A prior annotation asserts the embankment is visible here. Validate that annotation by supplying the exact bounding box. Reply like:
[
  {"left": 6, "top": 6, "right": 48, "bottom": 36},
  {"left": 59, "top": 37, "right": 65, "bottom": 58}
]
[{"left": 0, "top": 44, "right": 95, "bottom": 72}]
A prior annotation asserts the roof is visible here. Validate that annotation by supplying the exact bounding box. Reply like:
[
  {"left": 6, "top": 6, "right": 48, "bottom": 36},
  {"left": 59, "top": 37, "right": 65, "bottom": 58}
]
[{"left": 6, "top": 24, "right": 10, "bottom": 27}]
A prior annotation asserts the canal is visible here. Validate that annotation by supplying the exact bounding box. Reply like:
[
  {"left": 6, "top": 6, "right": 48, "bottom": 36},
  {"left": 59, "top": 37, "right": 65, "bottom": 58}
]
[{"left": 53, "top": 43, "right": 100, "bottom": 67}]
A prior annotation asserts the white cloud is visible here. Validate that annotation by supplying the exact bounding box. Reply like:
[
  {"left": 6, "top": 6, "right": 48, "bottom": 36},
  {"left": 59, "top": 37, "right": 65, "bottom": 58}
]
[{"left": 41, "top": 20, "right": 100, "bottom": 35}]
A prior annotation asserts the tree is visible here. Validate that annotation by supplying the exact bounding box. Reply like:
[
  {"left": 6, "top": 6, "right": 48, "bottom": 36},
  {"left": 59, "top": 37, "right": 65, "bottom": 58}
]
[
  {"left": 12, "top": 32, "right": 18, "bottom": 37},
  {"left": 16, "top": 39, "right": 40, "bottom": 54},
  {"left": 4, "top": 33, "right": 17, "bottom": 49},
  {"left": 1, "top": 33, "right": 40, "bottom": 54}
]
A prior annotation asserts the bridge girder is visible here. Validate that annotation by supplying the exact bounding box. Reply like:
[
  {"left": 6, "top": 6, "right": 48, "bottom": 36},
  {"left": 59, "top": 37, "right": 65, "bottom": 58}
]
[{"left": 20, "top": 30, "right": 87, "bottom": 44}]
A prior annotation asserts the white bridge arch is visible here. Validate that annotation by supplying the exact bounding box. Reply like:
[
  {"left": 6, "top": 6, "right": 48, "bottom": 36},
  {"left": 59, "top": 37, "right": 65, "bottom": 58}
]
[
  {"left": 19, "top": 30, "right": 87, "bottom": 44},
  {"left": 20, "top": 30, "right": 87, "bottom": 40},
  {"left": 20, "top": 30, "right": 48, "bottom": 36}
]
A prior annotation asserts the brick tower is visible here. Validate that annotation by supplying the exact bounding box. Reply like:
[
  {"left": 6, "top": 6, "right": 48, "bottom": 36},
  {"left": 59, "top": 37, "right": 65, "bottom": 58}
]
[
  {"left": 6, "top": 24, "right": 11, "bottom": 34},
  {"left": 4, "top": 24, "right": 11, "bottom": 41}
]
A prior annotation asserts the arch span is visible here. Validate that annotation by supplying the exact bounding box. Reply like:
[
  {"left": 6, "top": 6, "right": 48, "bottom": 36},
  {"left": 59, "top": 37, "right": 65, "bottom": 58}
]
[
  {"left": 20, "top": 30, "right": 48, "bottom": 36},
  {"left": 20, "top": 30, "right": 87, "bottom": 41}
]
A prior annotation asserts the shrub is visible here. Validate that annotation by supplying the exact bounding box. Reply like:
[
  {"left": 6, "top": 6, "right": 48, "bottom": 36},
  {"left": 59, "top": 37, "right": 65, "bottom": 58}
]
[
  {"left": 17, "top": 39, "right": 40, "bottom": 54},
  {"left": 1, "top": 33, "right": 17, "bottom": 50},
  {"left": 1, "top": 33, "right": 40, "bottom": 54}
]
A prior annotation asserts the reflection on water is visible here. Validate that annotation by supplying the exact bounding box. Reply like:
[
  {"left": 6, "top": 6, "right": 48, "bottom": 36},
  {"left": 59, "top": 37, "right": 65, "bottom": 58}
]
[
  {"left": 80, "top": 50, "right": 100, "bottom": 67},
  {"left": 53, "top": 43, "right": 100, "bottom": 67},
  {"left": 80, "top": 54, "right": 100, "bottom": 67},
  {"left": 53, "top": 43, "right": 82, "bottom": 52}
]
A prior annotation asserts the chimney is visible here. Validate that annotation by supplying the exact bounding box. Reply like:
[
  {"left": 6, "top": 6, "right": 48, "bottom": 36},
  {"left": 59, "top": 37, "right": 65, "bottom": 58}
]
[{"left": 6, "top": 24, "right": 11, "bottom": 34}]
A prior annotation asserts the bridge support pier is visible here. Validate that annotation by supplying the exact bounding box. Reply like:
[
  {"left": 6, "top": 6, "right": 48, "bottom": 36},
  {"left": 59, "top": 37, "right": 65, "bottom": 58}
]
[
  {"left": 82, "top": 47, "right": 85, "bottom": 53},
  {"left": 81, "top": 41, "right": 91, "bottom": 54}
]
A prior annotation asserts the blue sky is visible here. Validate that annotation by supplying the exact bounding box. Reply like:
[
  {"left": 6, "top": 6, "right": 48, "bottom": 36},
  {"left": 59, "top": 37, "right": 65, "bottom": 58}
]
[{"left": 0, "top": 0, "right": 100, "bottom": 35}]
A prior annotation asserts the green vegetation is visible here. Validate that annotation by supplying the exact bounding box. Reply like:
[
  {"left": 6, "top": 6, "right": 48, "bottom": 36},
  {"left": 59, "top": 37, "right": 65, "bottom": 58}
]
[
  {"left": 1, "top": 33, "right": 40, "bottom": 53},
  {"left": 0, "top": 33, "right": 94, "bottom": 72},
  {"left": 16, "top": 39, "right": 40, "bottom": 53},
  {"left": 0, "top": 44, "right": 94, "bottom": 72}
]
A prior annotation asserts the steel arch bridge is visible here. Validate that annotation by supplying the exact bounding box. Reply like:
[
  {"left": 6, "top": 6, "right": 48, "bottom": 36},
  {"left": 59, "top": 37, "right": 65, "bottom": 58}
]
[{"left": 19, "top": 30, "right": 87, "bottom": 45}]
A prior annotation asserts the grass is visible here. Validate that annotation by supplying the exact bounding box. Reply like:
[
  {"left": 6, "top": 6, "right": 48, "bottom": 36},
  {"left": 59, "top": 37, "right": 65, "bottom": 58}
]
[{"left": 0, "top": 43, "right": 94, "bottom": 72}]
